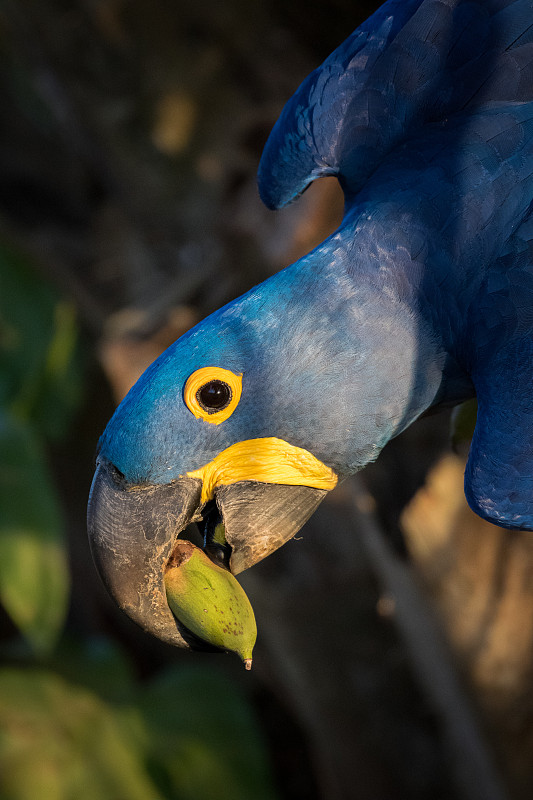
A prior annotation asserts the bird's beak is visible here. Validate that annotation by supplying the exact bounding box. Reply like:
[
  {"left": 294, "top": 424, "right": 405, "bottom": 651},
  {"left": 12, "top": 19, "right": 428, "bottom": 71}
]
[
  {"left": 87, "top": 459, "right": 202, "bottom": 646},
  {"left": 88, "top": 443, "right": 335, "bottom": 646}
]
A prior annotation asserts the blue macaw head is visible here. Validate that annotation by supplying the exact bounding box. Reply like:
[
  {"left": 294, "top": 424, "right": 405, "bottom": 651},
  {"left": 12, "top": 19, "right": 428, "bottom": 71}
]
[
  {"left": 88, "top": 236, "right": 444, "bottom": 646},
  {"left": 90, "top": 0, "right": 533, "bottom": 647}
]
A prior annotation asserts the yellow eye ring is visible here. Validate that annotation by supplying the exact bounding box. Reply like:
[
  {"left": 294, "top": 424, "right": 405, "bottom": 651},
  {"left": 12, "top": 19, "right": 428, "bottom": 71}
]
[{"left": 184, "top": 367, "right": 242, "bottom": 425}]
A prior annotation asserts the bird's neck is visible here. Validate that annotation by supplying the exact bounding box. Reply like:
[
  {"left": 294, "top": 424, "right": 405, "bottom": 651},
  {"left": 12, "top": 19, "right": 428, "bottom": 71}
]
[{"left": 236, "top": 231, "right": 468, "bottom": 474}]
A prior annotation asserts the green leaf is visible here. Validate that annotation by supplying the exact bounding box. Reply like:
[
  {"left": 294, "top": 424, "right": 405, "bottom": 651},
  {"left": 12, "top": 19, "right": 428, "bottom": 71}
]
[
  {"left": 0, "top": 413, "right": 69, "bottom": 654},
  {"left": 0, "top": 243, "right": 83, "bottom": 440},
  {"left": 0, "top": 662, "right": 279, "bottom": 800},
  {"left": 139, "top": 665, "right": 278, "bottom": 800},
  {"left": 0, "top": 668, "right": 163, "bottom": 800}
]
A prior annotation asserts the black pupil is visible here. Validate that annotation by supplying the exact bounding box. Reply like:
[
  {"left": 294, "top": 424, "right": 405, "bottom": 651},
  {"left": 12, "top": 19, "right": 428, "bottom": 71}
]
[{"left": 197, "top": 381, "right": 231, "bottom": 412}]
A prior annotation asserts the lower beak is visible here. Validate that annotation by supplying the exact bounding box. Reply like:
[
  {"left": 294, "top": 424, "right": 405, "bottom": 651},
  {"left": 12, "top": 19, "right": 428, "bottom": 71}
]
[
  {"left": 87, "top": 458, "right": 328, "bottom": 646},
  {"left": 217, "top": 481, "right": 327, "bottom": 574}
]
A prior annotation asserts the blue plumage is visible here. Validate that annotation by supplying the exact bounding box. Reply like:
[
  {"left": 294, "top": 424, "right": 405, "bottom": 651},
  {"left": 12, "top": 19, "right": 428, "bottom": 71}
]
[
  {"left": 101, "top": 0, "right": 533, "bottom": 524},
  {"left": 259, "top": 0, "right": 533, "bottom": 206},
  {"left": 89, "top": 0, "right": 533, "bottom": 646}
]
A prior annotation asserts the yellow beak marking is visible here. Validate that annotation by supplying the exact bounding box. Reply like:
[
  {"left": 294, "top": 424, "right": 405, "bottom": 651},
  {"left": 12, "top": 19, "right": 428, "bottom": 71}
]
[{"left": 187, "top": 437, "right": 338, "bottom": 505}]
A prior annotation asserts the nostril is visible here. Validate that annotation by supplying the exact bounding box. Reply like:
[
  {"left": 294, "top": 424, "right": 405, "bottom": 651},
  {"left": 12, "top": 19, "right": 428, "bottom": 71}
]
[{"left": 97, "top": 456, "right": 126, "bottom": 485}]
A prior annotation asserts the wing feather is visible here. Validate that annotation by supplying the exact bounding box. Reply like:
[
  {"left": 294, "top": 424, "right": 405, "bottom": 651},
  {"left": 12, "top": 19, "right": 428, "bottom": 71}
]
[{"left": 258, "top": 0, "right": 533, "bottom": 209}]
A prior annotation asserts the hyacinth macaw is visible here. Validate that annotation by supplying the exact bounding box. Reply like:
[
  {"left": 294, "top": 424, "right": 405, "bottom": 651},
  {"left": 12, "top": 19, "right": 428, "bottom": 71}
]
[{"left": 88, "top": 0, "right": 533, "bottom": 647}]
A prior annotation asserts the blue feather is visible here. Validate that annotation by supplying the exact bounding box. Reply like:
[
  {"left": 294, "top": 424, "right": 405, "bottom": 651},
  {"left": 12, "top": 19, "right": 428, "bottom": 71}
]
[
  {"left": 258, "top": 0, "right": 533, "bottom": 206},
  {"left": 98, "top": 0, "right": 533, "bottom": 531}
]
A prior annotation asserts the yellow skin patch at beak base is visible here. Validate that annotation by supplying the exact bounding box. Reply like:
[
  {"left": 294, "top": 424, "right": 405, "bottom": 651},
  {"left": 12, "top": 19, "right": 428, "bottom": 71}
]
[{"left": 187, "top": 437, "right": 338, "bottom": 504}]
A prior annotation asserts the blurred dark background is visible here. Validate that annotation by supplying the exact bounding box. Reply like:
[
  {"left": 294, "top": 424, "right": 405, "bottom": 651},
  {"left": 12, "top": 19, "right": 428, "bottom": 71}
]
[{"left": 2, "top": 1, "right": 533, "bottom": 798}]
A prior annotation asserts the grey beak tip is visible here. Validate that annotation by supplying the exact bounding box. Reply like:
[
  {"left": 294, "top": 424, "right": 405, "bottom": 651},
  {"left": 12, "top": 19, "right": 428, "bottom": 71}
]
[{"left": 87, "top": 459, "right": 202, "bottom": 647}]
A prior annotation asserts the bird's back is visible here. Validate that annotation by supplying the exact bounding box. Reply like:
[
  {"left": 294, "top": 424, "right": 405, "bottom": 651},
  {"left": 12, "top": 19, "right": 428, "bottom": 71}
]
[{"left": 258, "top": 0, "right": 533, "bottom": 209}]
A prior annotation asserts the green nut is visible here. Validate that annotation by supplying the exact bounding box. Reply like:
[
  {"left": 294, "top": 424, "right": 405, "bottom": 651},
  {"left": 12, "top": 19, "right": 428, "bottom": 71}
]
[{"left": 164, "top": 540, "right": 256, "bottom": 669}]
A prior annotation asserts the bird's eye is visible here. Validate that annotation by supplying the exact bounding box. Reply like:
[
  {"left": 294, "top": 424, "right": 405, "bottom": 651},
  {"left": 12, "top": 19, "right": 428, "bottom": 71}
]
[
  {"left": 184, "top": 367, "right": 242, "bottom": 425},
  {"left": 197, "top": 380, "right": 231, "bottom": 412}
]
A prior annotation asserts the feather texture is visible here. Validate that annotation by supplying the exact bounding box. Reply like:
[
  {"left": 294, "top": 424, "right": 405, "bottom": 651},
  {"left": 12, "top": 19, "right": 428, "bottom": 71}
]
[
  {"left": 98, "top": 0, "right": 533, "bottom": 531},
  {"left": 258, "top": 0, "right": 533, "bottom": 206}
]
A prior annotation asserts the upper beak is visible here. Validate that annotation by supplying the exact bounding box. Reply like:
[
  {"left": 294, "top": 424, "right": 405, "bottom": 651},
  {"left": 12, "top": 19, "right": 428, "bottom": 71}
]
[{"left": 87, "top": 457, "right": 328, "bottom": 646}]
